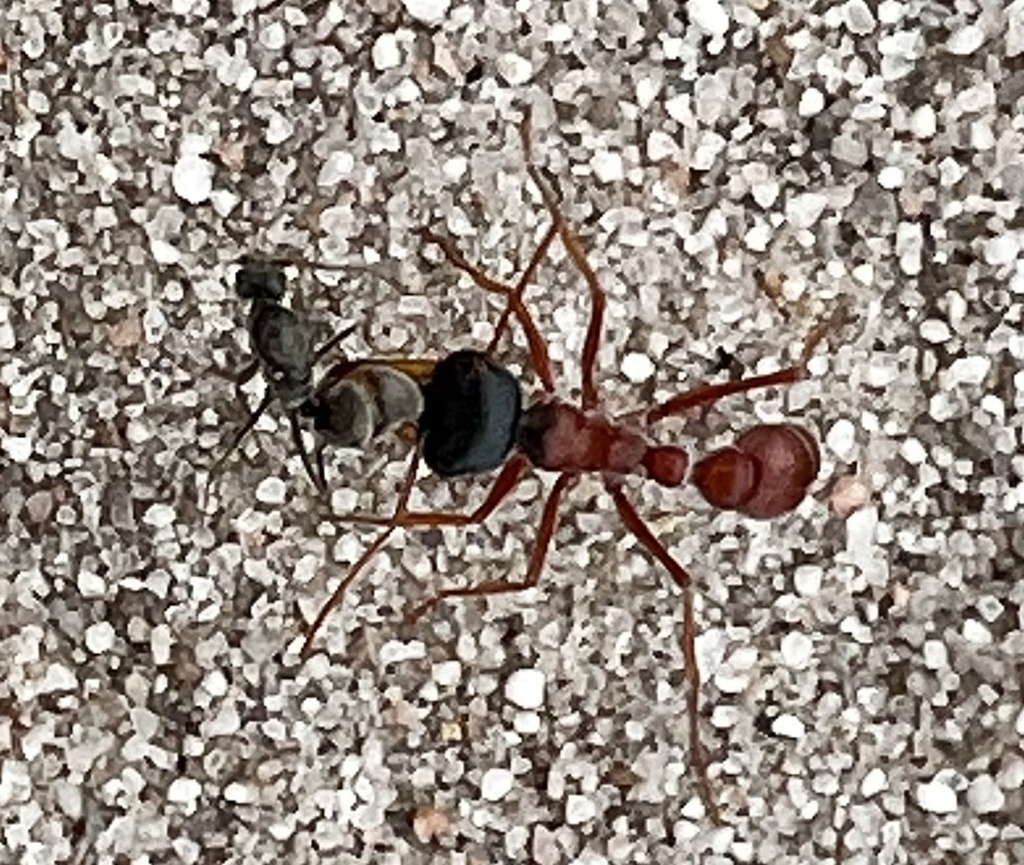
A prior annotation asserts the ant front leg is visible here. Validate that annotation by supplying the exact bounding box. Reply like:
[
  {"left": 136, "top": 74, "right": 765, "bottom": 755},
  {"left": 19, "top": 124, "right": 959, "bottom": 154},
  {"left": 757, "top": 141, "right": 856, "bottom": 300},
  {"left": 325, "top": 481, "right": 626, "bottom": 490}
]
[
  {"left": 606, "top": 481, "right": 720, "bottom": 823},
  {"left": 419, "top": 230, "right": 556, "bottom": 393},
  {"left": 520, "top": 112, "right": 606, "bottom": 410}
]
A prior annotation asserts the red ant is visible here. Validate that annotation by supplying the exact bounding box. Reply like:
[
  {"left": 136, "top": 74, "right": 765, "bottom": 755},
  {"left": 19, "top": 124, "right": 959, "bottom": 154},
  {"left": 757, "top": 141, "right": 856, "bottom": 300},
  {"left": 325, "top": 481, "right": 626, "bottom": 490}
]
[{"left": 302, "top": 115, "right": 825, "bottom": 819}]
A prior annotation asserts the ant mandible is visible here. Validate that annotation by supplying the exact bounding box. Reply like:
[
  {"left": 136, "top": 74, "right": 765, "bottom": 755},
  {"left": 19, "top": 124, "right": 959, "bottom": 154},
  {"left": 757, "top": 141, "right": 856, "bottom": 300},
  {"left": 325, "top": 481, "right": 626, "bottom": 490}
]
[{"left": 302, "top": 113, "right": 825, "bottom": 819}]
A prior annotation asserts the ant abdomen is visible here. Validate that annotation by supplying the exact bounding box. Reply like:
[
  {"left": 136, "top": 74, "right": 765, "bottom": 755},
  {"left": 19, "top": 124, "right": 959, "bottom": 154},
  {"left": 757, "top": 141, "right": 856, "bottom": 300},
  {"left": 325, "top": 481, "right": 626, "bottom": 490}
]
[{"left": 691, "top": 423, "right": 820, "bottom": 519}]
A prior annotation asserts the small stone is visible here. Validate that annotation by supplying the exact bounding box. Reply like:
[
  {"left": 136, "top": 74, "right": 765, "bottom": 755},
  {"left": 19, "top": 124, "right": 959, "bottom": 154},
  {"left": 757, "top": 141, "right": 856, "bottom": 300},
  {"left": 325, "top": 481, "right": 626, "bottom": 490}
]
[
  {"left": 2, "top": 436, "right": 33, "bottom": 463},
  {"left": 480, "top": 768, "right": 514, "bottom": 802},
  {"left": 255, "top": 477, "right": 287, "bottom": 505},
  {"left": 771, "top": 714, "right": 805, "bottom": 738},
  {"left": 947, "top": 356, "right": 991, "bottom": 386},
  {"left": 172, "top": 154, "right": 214, "bottom": 205},
  {"left": 830, "top": 476, "right": 870, "bottom": 519},
  {"left": 843, "top": 0, "right": 876, "bottom": 34},
  {"left": 591, "top": 150, "right": 624, "bottom": 183},
  {"left": 496, "top": 52, "right": 533, "bottom": 85},
  {"left": 505, "top": 668, "right": 546, "bottom": 709},
  {"left": 962, "top": 619, "right": 992, "bottom": 645},
  {"left": 966, "top": 775, "right": 1004, "bottom": 814},
  {"left": 798, "top": 87, "right": 825, "bottom": 116},
  {"left": 909, "top": 105, "right": 937, "bottom": 138},
  {"left": 168, "top": 777, "right": 203, "bottom": 805},
  {"left": 919, "top": 319, "right": 951, "bottom": 343},
  {"left": 878, "top": 165, "right": 904, "bottom": 189},
  {"left": 794, "top": 565, "right": 823, "bottom": 596},
  {"left": 432, "top": 660, "right": 462, "bottom": 686},
  {"left": 687, "top": 0, "right": 729, "bottom": 36},
  {"left": 402, "top": 0, "right": 450, "bottom": 24},
  {"left": 825, "top": 418, "right": 856, "bottom": 460},
  {"left": 621, "top": 352, "right": 655, "bottom": 383},
  {"left": 923, "top": 639, "right": 949, "bottom": 671},
  {"left": 947, "top": 24, "right": 986, "bottom": 55},
  {"left": 565, "top": 794, "right": 597, "bottom": 824},
  {"left": 899, "top": 437, "right": 927, "bottom": 465},
  {"left": 917, "top": 778, "right": 958, "bottom": 814},
  {"left": 84, "top": 621, "right": 116, "bottom": 653},
  {"left": 223, "top": 782, "right": 257, "bottom": 804},
  {"left": 371, "top": 33, "right": 401, "bottom": 70},
  {"left": 779, "top": 632, "right": 814, "bottom": 670},
  {"left": 143, "top": 503, "right": 177, "bottom": 529},
  {"left": 861, "top": 767, "right": 887, "bottom": 797},
  {"left": 785, "top": 192, "right": 829, "bottom": 229},
  {"left": 983, "top": 235, "right": 1019, "bottom": 266}
]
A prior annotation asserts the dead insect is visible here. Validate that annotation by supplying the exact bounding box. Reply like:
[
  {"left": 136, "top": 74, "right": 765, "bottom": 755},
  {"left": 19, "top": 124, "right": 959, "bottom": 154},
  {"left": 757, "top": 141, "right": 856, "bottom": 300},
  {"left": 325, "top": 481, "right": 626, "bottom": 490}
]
[
  {"left": 208, "top": 259, "right": 422, "bottom": 493},
  {"left": 302, "top": 115, "right": 829, "bottom": 820}
]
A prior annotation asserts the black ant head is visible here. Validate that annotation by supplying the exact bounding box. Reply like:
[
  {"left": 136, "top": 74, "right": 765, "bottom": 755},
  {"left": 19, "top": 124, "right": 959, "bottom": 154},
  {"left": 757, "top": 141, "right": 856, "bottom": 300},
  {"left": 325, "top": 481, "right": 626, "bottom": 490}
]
[{"left": 235, "top": 258, "right": 287, "bottom": 301}]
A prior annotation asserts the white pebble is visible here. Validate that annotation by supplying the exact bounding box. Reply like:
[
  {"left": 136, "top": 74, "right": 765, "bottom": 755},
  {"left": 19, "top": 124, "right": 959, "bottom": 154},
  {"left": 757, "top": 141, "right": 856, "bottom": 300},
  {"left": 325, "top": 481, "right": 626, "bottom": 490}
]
[
  {"left": 504, "top": 668, "right": 546, "bottom": 710},
  {"left": 947, "top": 355, "right": 991, "bottom": 386},
  {"left": 909, "top": 104, "right": 936, "bottom": 138},
  {"left": 947, "top": 24, "right": 986, "bottom": 55},
  {"left": 2, "top": 435, "right": 33, "bottom": 463},
  {"left": 621, "top": 352, "right": 655, "bottom": 383},
  {"left": 983, "top": 234, "right": 1020, "bottom": 266},
  {"left": 785, "top": 192, "right": 829, "bottom": 229},
  {"left": 84, "top": 621, "right": 116, "bottom": 654},
  {"left": 919, "top": 319, "right": 950, "bottom": 343},
  {"left": 962, "top": 619, "right": 992, "bottom": 645},
  {"left": 647, "top": 129, "right": 677, "bottom": 161},
  {"left": 687, "top": 0, "right": 729, "bottom": 36},
  {"left": 143, "top": 503, "right": 177, "bottom": 529},
  {"left": 1015, "top": 707, "right": 1024, "bottom": 736},
  {"left": 167, "top": 777, "right": 203, "bottom": 805},
  {"left": 590, "top": 150, "right": 624, "bottom": 183},
  {"left": 319, "top": 151, "right": 355, "bottom": 186},
  {"left": 843, "top": 0, "right": 876, "bottom": 34},
  {"left": 771, "top": 714, "right": 805, "bottom": 739},
  {"left": 916, "top": 779, "right": 958, "bottom": 814},
  {"left": 923, "top": 639, "right": 948, "bottom": 670},
  {"left": 480, "top": 768, "right": 514, "bottom": 802},
  {"left": 779, "top": 632, "right": 814, "bottom": 671},
  {"left": 966, "top": 775, "right": 1004, "bottom": 814},
  {"left": 255, "top": 477, "right": 287, "bottom": 505},
  {"left": 371, "top": 33, "right": 401, "bottom": 70},
  {"left": 899, "top": 437, "right": 927, "bottom": 466},
  {"left": 223, "top": 782, "right": 257, "bottom": 804},
  {"left": 78, "top": 570, "right": 107, "bottom": 598},
  {"left": 798, "top": 87, "right": 824, "bottom": 116},
  {"left": 794, "top": 565, "right": 822, "bottom": 596},
  {"left": 172, "top": 154, "right": 214, "bottom": 205},
  {"left": 878, "top": 165, "right": 904, "bottom": 189},
  {"left": 496, "top": 52, "right": 533, "bottom": 85},
  {"left": 861, "top": 767, "right": 887, "bottom": 797},
  {"left": 825, "top": 418, "right": 856, "bottom": 460},
  {"left": 565, "top": 794, "right": 597, "bottom": 824},
  {"left": 402, "top": 0, "right": 450, "bottom": 23},
  {"left": 432, "top": 660, "right": 462, "bottom": 687}
]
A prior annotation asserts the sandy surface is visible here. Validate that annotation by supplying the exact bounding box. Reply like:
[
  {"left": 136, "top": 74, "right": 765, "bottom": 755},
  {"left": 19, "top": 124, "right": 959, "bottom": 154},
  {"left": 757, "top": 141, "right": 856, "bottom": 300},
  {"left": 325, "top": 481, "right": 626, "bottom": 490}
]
[{"left": 2, "top": 1, "right": 1023, "bottom": 862}]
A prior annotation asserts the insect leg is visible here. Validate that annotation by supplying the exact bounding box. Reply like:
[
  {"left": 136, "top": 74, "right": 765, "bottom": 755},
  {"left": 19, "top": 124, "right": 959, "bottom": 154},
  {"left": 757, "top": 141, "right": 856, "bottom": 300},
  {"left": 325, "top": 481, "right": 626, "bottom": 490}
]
[
  {"left": 520, "top": 112, "right": 606, "bottom": 410},
  {"left": 607, "top": 481, "right": 720, "bottom": 823},
  {"left": 402, "top": 471, "right": 574, "bottom": 623},
  {"left": 419, "top": 230, "right": 556, "bottom": 392}
]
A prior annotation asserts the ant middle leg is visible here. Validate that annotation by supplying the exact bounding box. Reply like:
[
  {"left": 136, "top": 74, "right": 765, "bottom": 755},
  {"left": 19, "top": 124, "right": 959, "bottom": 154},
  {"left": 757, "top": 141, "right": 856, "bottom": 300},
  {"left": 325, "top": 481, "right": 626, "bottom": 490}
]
[{"left": 402, "top": 471, "right": 574, "bottom": 623}]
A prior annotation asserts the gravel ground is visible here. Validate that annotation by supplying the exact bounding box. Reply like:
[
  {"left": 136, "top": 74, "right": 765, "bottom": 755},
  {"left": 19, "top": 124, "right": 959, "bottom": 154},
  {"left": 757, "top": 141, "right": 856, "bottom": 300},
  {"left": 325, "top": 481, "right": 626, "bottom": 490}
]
[{"left": 3, "top": 1, "right": 1023, "bottom": 863}]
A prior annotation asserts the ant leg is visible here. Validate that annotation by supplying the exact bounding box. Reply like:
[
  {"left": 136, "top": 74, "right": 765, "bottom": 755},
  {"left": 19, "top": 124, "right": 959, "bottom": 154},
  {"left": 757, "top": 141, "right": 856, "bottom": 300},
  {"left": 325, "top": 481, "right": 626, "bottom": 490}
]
[
  {"left": 607, "top": 482, "right": 720, "bottom": 822},
  {"left": 420, "top": 230, "right": 556, "bottom": 392},
  {"left": 636, "top": 366, "right": 806, "bottom": 426},
  {"left": 329, "top": 454, "right": 529, "bottom": 527},
  {"left": 312, "top": 322, "right": 360, "bottom": 363},
  {"left": 486, "top": 222, "right": 559, "bottom": 354},
  {"left": 288, "top": 411, "right": 325, "bottom": 493},
  {"left": 628, "top": 302, "right": 842, "bottom": 426},
  {"left": 520, "top": 114, "right": 605, "bottom": 409},
  {"left": 202, "top": 391, "right": 275, "bottom": 504},
  {"left": 403, "top": 471, "right": 574, "bottom": 623},
  {"left": 301, "top": 448, "right": 423, "bottom": 658}
]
